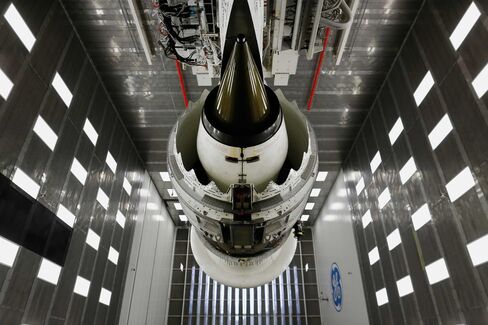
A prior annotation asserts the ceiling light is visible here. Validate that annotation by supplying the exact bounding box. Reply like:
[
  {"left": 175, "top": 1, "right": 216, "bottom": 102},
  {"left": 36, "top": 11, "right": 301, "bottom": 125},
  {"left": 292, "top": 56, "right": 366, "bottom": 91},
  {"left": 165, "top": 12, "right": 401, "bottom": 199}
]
[
  {"left": 97, "top": 188, "right": 109, "bottom": 210},
  {"left": 52, "top": 72, "right": 73, "bottom": 107},
  {"left": 368, "top": 247, "right": 379, "bottom": 265},
  {"left": 362, "top": 210, "right": 372, "bottom": 228},
  {"left": 376, "top": 288, "right": 388, "bottom": 306},
  {"left": 37, "top": 258, "right": 61, "bottom": 285},
  {"left": 378, "top": 187, "right": 391, "bottom": 210},
  {"left": 396, "top": 275, "right": 414, "bottom": 297},
  {"left": 12, "top": 168, "right": 40, "bottom": 199},
  {"left": 300, "top": 215, "right": 309, "bottom": 222},
  {"left": 472, "top": 63, "right": 488, "bottom": 98},
  {"left": 160, "top": 171, "right": 170, "bottom": 182},
  {"left": 108, "top": 247, "right": 119, "bottom": 265},
  {"left": 123, "top": 177, "right": 132, "bottom": 195},
  {"left": 411, "top": 203, "right": 431, "bottom": 231},
  {"left": 57, "top": 204, "right": 76, "bottom": 228},
  {"left": 167, "top": 189, "right": 178, "bottom": 198},
  {"left": 180, "top": 263, "right": 184, "bottom": 272},
  {"left": 449, "top": 2, "right": 481, "bottom": 50},
  {"left": 0, "top": 236, "right": 19, "bottom": 267},
  {"left": 446, "top": 167, "right": 475, "bottom": 202},
  {"left": 99, "top": 288, "right": 112, "bottom": 306},
  {"left": 316, "top": 171, "right": 328, "bottom": 181},
  {"left": 428, "top": 114, "right": 453, "bottom": 150},
  {"left": 71, "top": 158, "right": 87, "bottom": 185},
  {"left": 370, "top": 151, "right": 382, "bottom": 174},
  {"left": 74, "top": 276, "right": 90, "bottom": 297},
  {"left": 174, "top": 202, "right": 182, "bottom": 210},
  {"left": 386, "top": 229, "right": 401, "bottom": 251},
  {"left": 83, "top": 119, "right": 98, "bottom": 146},
  {"left": 413, "top": 71, "right": 434, "bottom": 106},
  {"left": 356, "top": 177, "right": 365, "bottom": 195},
  {"left": 0, "top": 67, "right": 14, "bottom": 100},
  {"left": 388, "top": 118, "right": 404, "bottom": 145},
  {"left": 467, "top": 233, "right": 488, "bottom": 267},
  {"left": 4, "top": 4, "right": 36, "bottom": 51},
  {"left": 305, "top": 203, "right": 315, "bottom": 210},
  {"left": 179, "top": 214, "right": 188, "bottom": 222},
  {"left": 33, "top": 116, "right": 58, "bottom": 151},
  {"left": 116, "top": 210, "right": 126, "bottom": 229},
  {"left": 399, "top": 157, "right": 417, "bottom": 185},
  {"left": 86, "top": 229, "right": 100, "bottom": 251},
  {"left": 425, "top": 258, "right": 450, "bottom": 285},
  {"left": 310, "top": 188, "right": 321, "bottom": 197},
  {"left": 105, "top": 151, "right": 117, "bottom": 174}
]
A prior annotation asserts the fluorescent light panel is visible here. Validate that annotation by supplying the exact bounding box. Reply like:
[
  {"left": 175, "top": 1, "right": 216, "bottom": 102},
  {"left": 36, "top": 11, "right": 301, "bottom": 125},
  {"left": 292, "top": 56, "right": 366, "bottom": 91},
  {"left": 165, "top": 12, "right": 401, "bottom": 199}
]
[
  {"left": 301, "top": 215, "right": 309, "bottom": 222},
  {"left": 370, "top": 151, "right": 382, "bottom": 174},
  {"left": 467, "top": 233, "right": 488, "bottom": 267},
  {"left": 425, "top": 258, "right": 450, "bottom": 285},
  {"left": 37, "top": 258, "right": 61, "bottom": 285},
  {"left": 179, "top": 214, "right": 188, "bottom": 222},
  {"left": 472, "top": 63, "right": 488, "bottom": 98},
  {"left": 386, "top": 229, "right": 401, "bottom": 251},
  {"left": 446, "top": 167, "right": 475, "bottom": 202},
  {"left": 310, "top": 188, "right": 321, "bottom": 197},
  {"left": 428, "top": 114, "right": 453, "bottom": 150},
  {"left": 449, "top": 2, "right": 481, "bottom": 50},
  {"left": 33, "top": 116, "right": 58, "bottom": 151},
  {"left": 396, "top": 275, "right": 414, "bottom": 297},
  {"left": 305, "top": 202, "right": 315, "bottom": 210},
  {"left": 4, "top": 4, "right": 36, "bottom": 51},
  {"left": 57, "top": 204, "right": 76, "bottom": 228},
  {"left": 70, "top": 158, "right": 87, "bottom": 185},
  {"left": 123, "top": 177, "right": 132, "bottom": 195},
  {"left": 413, "top": 71, "right": 434, "bottom": 106},
  {"left": 108, "top": 247, "right": 119, "bottom": 265},
  {"left": 160, "top": 171, "right": 170, "bottom": 182},
  {"left": 12, "top": 168, "right": 40, "bottom": 199},
  {"left": 389, "top": 118, "right": 404, "bottom": 145},
  {"left": 316, "top": 171, "right": 328, "bottom": 181},
  {"left": 99, "top": 288, "right": 112, "bottom": 306},
  {"left": 105, "top": 152, "right": 117, "bottom": 174},
  {"left": 86, "top": 229, "right": 100, "bottom": 251},
  {"left": 0, "top": 236, "right": 19, "bottom": 267},
  {"left": 0, "top": 67, "right": 14, "bottom": 100},
  {"left": 167, "top": 189, "right": 178, "bottom": 198},
  {"left": 362, "top": 210, "right": 372, "bottom": 228},
  {"left": 174, "top": 202, "right": 182, "bottom": 210},
  {"left": 52, "top": 72, "right": 73, "bottom": 107},
  {"left": 356, "top": 177, "right": 365, "bottom": 195},
  {"left": 399, "top": 157, "right": 417, "bottom": 184},
  {"left": 378, "top": 187, "right": 391, "bottom": 210},
  {"left": 368, "top": 247, "right": 379, "bottom": 265},
  {"left": 116, "top": 210, "right": 126, "bottom": 228},
  {"left": 97, "top": 188, "right": 109, "bottom": 210},
  {"left": 411, "top": 204, "right": 432, "bottom": 231},
  {"left": 74, "top": 276, "right": 90, "bottom": 297},
  {"left": 376, "top": 288, "right": 388, "bottom": 306},
  {"left": 83, "top": 119, "right": 98, "bottom": 146}
]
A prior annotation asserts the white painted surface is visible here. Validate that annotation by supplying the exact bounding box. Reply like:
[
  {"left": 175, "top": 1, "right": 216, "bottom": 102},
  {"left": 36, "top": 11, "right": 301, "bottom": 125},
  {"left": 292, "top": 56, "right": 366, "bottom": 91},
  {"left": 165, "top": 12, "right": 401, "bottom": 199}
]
[{"left": 313, "top": 170, "right": 369, "bottom": 325}]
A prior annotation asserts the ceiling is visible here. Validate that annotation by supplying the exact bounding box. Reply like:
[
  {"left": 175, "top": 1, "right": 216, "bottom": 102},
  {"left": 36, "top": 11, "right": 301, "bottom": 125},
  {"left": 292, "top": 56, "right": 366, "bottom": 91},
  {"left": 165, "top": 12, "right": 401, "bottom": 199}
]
[{"left": 62, "top": 0, "right": 423, "bottom": 224}]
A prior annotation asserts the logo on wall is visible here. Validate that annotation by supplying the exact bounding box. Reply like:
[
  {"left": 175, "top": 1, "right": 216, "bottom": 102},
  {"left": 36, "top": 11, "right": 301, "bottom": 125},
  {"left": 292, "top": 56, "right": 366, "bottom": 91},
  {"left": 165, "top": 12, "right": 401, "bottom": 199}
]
[{"left": 330, "top": 262, "right": 343, "bottom": 312}]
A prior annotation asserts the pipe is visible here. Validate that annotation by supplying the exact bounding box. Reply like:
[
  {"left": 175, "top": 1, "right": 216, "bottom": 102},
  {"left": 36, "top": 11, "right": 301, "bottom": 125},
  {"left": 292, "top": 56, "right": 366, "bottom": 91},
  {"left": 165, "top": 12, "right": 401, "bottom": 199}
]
[
  {"left": 176, "top": 61, "right": 189, "bottom": 108},
  {"left": 307, "top": 27, "right": 331, "bottom": 111}
]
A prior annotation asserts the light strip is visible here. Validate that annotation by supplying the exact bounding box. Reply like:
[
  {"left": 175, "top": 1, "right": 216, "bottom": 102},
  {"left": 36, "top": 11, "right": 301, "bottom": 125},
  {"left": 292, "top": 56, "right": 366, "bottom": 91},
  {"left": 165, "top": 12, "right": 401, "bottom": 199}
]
[
  {"left": 0, "top": 67, "right": 14, "bottom": 100},
  {"left": 204, "top": 274, "right": 210, "bottom": 318},
  {"left": 310, "top": 188, "right": 321, "bottom": 197},
  {"left": 375, "top": 288, "right": 388, "bottom": 306},
  {"left": 99, "top": 288, "right": 112, "bottom": 306},
  {"left": 196, "top": 269, "right": 203, "bottom": 319},
  {"left": 293, "top": 266, "right": 301, "bottom": 315},
  {"left": 108, "top": 247, "right": 119, "bottom": 265},
  {"left": 97, "top": 188, "right": 109, "bottom": 210},
  {"left": 368, "top": 247, "right": 379, "bottom": 265},
  {"left": 449, "top": 2, "right": 481, "bottom": 51},
  {"left": 316, "top": 171, "right": 328, "bottom": 181},
  {"left": 52, "top": 72, "right": 73, "bottom": 107},
  {"left": 370, "top": 151, "right": 382, "bottom": 174},
  {"left": 116, "top": 210, "right": 126, "bottom": 228},
  {"left": 123, "top": 177, "right": 132, "bottom": 195},
  {"left": 428, "top": 114, "right": 453, "bottom": 150},
  {"left": 33, "top": 116, "right": 58, "bottom": 151},
  {"left": 264, "top": 283, "right": 269, "bottom": 315},
  {"left": 235, "top": 287, "right": 240, "bottom": 315},
  {"left": 386, "top": 229, "right": 401, "bottom": 251},
  {"left": 250, "top": 287, "right": 254, "bottom": 315},
  {"left": 257, "top": 285, "right": 262, "bottom": 315},
  {"left": 105, "top": 151, "right": 117, "bottom": 174},
  {"left": 70, "top": 158, "right": 88, "bottom": 185},
  {"left": 305, "top": 203, "right": 315, "bottom": 210},
  {"left": 188, "top": 266, "right": 195, "bottom": 316},
  {"left": 356, "top": 177, "right": 365, "bottom": 195},
  {"left": 389, "top": 118, "right": 404, "bottom": 145},
  {"left": 220, "top": 283, "right": 225, "bottom": 315},
  {"left": 227, "top": 286, "right": 232, "bottom": 317},
  {"left": 446, "top": 167, "right": 475, "bottom": 202},
  {"left": 378, "top": 187, "right": 391, "bottom": 210},
  {"left": 411, "top": 204, "right": 432, "bottom": 231},
  {"left": 472, "top": 63, "right": 488, "bottom": 98},
  {"left": 73, "top": 276, "right": 90, "bottom": 297},
  {"left": 179, "top": 214, "right": 188, "bottom": 222},
  {"left": 37, "top": 258, "right": 61, "bottom": 285},
  {"left": 212, "top": 279, "right": 217, "bottom": 318},
  {"left": 57, "top": 204, "right": 76, "bottom": 227},
  {"left": 160, "top": 171, "right": 170, "bottom": 182},
  {"left": 413, "top": 71, "right": 434, "bottom": 106},
  {"left": 425, "top": 258, "right": 450, "bottom": 285},
  {"left": 300, "top": 215, "right": 309, "bottom": 222},
  {"left": 83, "top": 119, "right": 98, "bottom": 146},
  {"left": 12, "top": 168, "right": 40, "bottom": 199},
  {"left": 86, "top": 229, "right": 100, "bottom": 251},
  {"left": 362, "top": 209, "right": 372, "bottom": 228},
  {"left": 4, "top": 4, "right": 36, "bottom": 51},
  {"left": 467, "top": 233, "right": 488, "bottom": 267},
  {"left": 396, "top": 275, "right": 414, "bottom": 297},
  {"left": 278, "top": 273, "right": 285, "bottom": 314},
  {"left": 399, "top": 157, "right": 417, "bottom": 185},
  {"left": 0, "top": 236, "right": 20, "bottom": 267}
]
